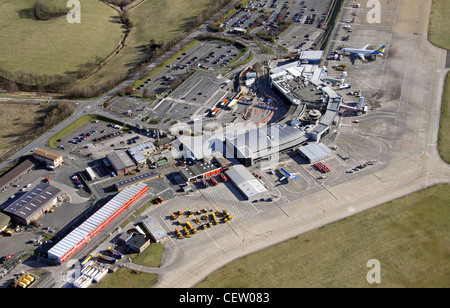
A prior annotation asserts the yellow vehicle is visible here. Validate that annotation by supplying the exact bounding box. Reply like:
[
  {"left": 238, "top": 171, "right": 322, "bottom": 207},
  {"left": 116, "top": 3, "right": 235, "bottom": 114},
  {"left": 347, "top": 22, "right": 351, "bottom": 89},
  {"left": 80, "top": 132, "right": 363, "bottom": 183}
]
[
  {"left": 3, "top": 228, "right": 14, "bottom": 236},
  {"left": 186, "top": 221, "right": 193, "bottom": 230},
  {"left": 171, "top": 213, "right": 177, "bottom": 220},
  {"left": 175, "top": 229, "right": 184, "bottom": 239},
  {"left": 211, "top": 212, "right": 218, "bottom": 224},
  {"left": 183, "top": 226, "right": 190, "bottom": 235}
]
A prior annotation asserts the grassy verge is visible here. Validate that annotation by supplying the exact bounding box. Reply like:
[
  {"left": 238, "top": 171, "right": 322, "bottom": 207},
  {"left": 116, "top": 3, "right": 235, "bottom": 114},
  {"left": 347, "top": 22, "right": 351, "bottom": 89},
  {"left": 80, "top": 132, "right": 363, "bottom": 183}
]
[
  {"left": 438, "top": 72, "right": 450, "bottom": 163},
  {"left": 428, "top": 0, "right": 450, "bottom": 164},
  {"left": 96, "top": 267, "right": 159, "bottom": 288},
  {"left": 428, "top": 0, "right": 450, "bottom": 50},
  {"left": 196, "top": 184, "right": 450, "bottom": 288}
]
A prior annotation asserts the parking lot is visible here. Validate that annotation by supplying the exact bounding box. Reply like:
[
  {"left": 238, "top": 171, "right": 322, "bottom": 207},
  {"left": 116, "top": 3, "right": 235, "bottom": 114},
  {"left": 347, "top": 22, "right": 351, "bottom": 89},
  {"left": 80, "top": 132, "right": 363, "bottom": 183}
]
[
  {"left": 137, "top": 39, "right": 243, "bottom": 98},
  {"left": 222, "top": 0, "right": 333, "bottom": 51},
  {"left": 150, "top": 70, "right": 232, "bottom": 123}
]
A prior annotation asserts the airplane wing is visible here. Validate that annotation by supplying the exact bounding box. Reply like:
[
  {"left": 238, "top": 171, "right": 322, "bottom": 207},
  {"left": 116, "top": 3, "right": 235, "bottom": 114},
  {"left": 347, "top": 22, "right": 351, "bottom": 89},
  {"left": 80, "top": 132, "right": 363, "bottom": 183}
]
[
  {"left": 279, "top": 176, "right": 287, "bottom": 181},
  {"left": 361, "top": 43, "right": 369, "bottom": 50},
  {"left": 290, "top": 172, "right": 301, "bottom": 176},
  {"left": 357, "top": 53, "right": 366, "bottom": 60}
]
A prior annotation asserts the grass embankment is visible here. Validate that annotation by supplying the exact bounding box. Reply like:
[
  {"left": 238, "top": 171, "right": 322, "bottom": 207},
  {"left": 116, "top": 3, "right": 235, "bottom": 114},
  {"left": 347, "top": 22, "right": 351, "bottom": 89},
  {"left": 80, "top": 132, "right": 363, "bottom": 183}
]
[
  {"left": 0, "top": 0, "right": 123, "bottom": 77},
  {"left": 196, "top": 184, "right": 450, "bottom": 288},
  {"left": 82, "top": 0, "right": 216, "bottom": 88},
  {"left": 428, "top": 0, "right": 450, "bottom": 163},
  {"left": 438, "top": 73, "right": 450, "bottom": 163}
]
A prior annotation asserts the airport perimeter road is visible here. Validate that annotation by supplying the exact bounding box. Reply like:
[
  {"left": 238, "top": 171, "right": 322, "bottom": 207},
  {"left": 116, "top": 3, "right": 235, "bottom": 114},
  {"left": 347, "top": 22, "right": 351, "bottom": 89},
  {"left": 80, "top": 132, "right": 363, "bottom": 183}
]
[{"left": 148, "top": 0, "right": 450, "bottom": 288}]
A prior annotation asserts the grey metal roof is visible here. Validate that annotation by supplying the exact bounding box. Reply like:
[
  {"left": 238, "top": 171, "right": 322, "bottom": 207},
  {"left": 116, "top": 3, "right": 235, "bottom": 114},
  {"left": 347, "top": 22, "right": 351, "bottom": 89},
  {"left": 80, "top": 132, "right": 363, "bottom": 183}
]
[
  {"left": 227, "top": 124, "right": 307, "bottom": 159},
  {"left": 298, "top": 143, "right": 332, "bottom": 161},
  {"left": 107, "top": 150, "right": 135, "bottom": 171},
  {"left": 48, "top": 183, "right": 147, "bottom": 262},
  {"left": 114, "top": 171, "right": 158, "bottom": 190},
  {"left": 141, "top": 216, "right": 169, "bottom": 243},
  {"left": 225, "top": 165, "right": 267, "bottom": 200},
  {"left": 128, "top": 141, "right": 155, "bottom": 163},
  {"left": 3, "top": 183, "right": 62, "bottom": 222}
]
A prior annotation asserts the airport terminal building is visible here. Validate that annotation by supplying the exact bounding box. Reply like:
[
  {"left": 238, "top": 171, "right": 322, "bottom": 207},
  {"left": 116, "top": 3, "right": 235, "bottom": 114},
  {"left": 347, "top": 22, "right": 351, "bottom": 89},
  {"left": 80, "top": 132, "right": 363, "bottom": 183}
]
[{"left": 224, "top": 124, "right": 308, "bottom": 167}]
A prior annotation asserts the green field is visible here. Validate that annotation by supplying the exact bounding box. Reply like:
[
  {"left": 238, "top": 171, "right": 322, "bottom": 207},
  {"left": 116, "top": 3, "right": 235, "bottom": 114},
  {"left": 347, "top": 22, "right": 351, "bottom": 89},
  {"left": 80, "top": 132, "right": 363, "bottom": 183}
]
[
  {"left": 428, "top": 0, "right": 450, "bottom": 50},
  {"left": 0, "top": 0, "right": 123, "bottom": 77},
  {"left": 81, "top": 0, "right": 217, "bottom": 87},
  {"left": 196, "top": 184, "right": 450, "bottom": 288}
]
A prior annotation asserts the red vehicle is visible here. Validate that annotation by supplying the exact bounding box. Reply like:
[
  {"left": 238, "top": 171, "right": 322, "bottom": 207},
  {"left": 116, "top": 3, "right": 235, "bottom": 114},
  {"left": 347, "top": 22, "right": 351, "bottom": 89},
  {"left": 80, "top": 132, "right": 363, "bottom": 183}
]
[
  {"left": 219, "top": 173, "right": 228, "bottom": 181},
  {"left": 209, "top": 177, "right": 218, "bottom": 186},
  {"left": 200, "top": 179, "right": 208, "bottom": 187},
  {"left": 0, "top": 254, "right": 13, "bottom": 264},
  {"left": 314, "top": 162, "right": 330, "bottom": 173}
]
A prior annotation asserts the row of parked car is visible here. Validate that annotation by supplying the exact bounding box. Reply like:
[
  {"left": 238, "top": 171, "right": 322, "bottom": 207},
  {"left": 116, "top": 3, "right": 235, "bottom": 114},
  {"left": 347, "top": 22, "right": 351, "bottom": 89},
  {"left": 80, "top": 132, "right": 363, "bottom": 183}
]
[{"left": 71, "top": 175, "right": 84, "bottom": 189}]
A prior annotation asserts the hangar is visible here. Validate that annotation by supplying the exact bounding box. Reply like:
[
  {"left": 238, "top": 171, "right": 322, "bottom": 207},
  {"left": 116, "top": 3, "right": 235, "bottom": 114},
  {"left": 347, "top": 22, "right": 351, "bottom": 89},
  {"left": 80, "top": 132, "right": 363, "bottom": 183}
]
[
  {"left": 298, "top": 143, "right": 332, "bottom": 163},
  {"left": 225, "top": 165, "right": 267, "bottom": 201}
]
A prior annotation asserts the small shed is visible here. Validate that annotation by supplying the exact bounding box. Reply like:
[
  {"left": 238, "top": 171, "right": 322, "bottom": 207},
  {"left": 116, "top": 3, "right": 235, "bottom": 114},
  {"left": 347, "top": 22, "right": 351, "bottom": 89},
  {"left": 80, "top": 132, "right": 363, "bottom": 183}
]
[{"left": 127, "top": 234, "right": 150, "bottom": 253}]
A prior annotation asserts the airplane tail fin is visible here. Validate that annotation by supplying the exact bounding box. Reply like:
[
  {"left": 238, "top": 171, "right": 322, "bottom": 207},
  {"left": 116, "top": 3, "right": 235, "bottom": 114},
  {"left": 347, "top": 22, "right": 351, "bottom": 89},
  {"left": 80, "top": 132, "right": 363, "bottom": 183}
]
[{"left": 373, "top": 45, "right": 385, "bottom": 54}]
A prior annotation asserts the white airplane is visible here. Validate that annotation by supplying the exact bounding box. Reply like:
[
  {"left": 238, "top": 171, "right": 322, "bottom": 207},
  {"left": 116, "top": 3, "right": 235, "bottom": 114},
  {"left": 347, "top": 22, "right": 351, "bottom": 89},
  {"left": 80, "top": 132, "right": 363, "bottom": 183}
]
[
  {"left": 279, "top": 168, "right": 301, "bottom": 181},
  {"left": 341, "top": 44, "right": 385, "bottom": 60}
]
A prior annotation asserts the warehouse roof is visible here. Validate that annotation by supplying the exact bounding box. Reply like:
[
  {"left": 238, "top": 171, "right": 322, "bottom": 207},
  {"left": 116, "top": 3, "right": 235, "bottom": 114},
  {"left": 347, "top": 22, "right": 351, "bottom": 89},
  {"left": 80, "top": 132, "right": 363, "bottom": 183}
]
[
  {"left": 128, "top": 141, "right": 155, "bottom": 163},
  {"left": 114, "top": 171, "right": 159, "bottom": 190},
  {"left": 107, "top": 150, "right": 135, "bottom": 171},
  {"left": 3, "top": 183, "right": 62, "bottom": 222},
  {"left": 179, "top": 159, "right": 222, "bottom": 181},
  {"left": 299, "top": 50, "right": 324, "bottom": 61},
  {"left": 0, "top": 158, "right": 36, "bottom": 189},
  {"left": 141, "top": 216, "right": 169, "bottom": 243},
  {"left": 48, "top": 183, "right": 147, "bottom": 262}
]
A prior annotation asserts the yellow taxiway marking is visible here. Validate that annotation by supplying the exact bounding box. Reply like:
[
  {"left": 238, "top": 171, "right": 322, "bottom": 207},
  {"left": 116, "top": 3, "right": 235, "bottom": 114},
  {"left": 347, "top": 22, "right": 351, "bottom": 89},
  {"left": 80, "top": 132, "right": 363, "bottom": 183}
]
[{"left": 316, "top": 204, "right": 327, "bottom": 213}]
